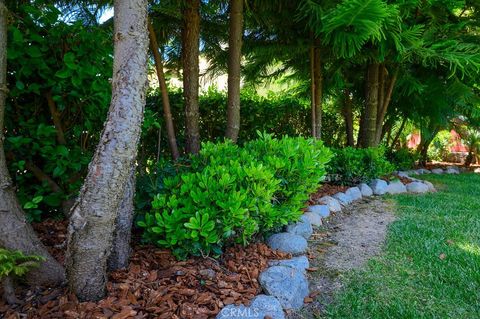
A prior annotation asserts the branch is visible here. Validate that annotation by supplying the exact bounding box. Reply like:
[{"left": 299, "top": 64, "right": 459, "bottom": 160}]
[{"left": 45, "top": 91, "right": 67, "bottom": 145}]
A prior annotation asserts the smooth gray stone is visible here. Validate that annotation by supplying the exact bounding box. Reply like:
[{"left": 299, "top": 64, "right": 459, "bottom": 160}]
[
  {"left": 267, "top": 233, "right": 308, "bottom": 255},
  {"left": 445, "top": 168, "right": 459, "bottom": 174},
  {"left": 406, "top": 181, "right": 429, "bottom": 193},
  {"left": 345, "top": 187, "right": 362, "bottom": 201},
  {"left": 308, "top": 204, "right": 330, "bottom": 218},
  {"left": 216, "top": 294, "right": 285, "bottom": 319},
  {"left": 286, "top": 215, "right": 313, "bottom": 239},
  {"left": 431, "top": 168, "right": 444, "bottom": 174},
  {"left": 358, "top": 183, "right": 373, "bottom": 197},
  {"left": 317, "top": 196, "right": 341, "bottom": 213},
  {"left": 269, "top": 256, "right": 309, "bottom": 273},
  {"left": 422, "top": 180, "right": 436, "bottom": 192},
  {"left": 303, "top": 211, "right": 322, "bottom": 227},
  {"left": 386, "top": 181, "right": 407, "bottom": 194},
  {"left": 397, "top": 171, "right": 409, "bottom": 178},
  {"left": 332, "top": 192, "right": 353, "bottom": 206},
  {"left": 369, "top": 179, "right": 388, "bottom": 195},
  {"left": 259, "top": 266, "right": 309, "bottom": 310}
]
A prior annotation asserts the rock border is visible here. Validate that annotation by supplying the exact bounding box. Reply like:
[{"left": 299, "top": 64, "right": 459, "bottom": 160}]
[{"left": 216, "top": 168, "right": 443, "bottom": 318}]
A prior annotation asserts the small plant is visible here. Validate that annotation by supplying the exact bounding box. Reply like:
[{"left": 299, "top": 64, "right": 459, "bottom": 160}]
[
  {"left": 138, "top": 134, "right": 332, "bottom": 259},
  {"left": 328, "top": 147, "right": 395, "bottom": 185},
  {"left": 387, "top": 148, "right": 418, "bottom": 170},
  {"left": 0, "top": 249, "right": 45, "bottom": 304}
]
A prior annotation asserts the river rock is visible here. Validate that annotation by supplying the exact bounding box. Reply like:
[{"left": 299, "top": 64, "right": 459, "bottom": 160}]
[
  {"left": 386, "top": 181, "right": 407, "bottom": 194},
  {"left": 369, "top": 179, "right": 388, "bottom": 195},
  {"left": 307, "top": 204, "right": 330, "bottom": 218},
  {"left": 431, "top": 168, "right": 444, "bottom": 174},
  {"left": 267, "top": 233, "right": 308, "bottom": 255},
  {"left": 268, "top": 256, "right": 309, "bottom": 273},
  {"left": 345, "top": 187, "right": 362, "bottom": 201},
  {"left": 302, "top": 212, "right": 322, "bottom": 227},
  {"left": 317, "top": 196, "right": 341, "bottom": 213},
  {"left": 259, "top": 266, "right": 309, "bottom": 310},
  {"left": 286, "top": 215, "right": 313, "bottom": 239},
  {"left": 406, "top": 181, "right": 429, "bottom": 193},
  {"left": 358, "top": 183, "right": 373, "bottom": 196},
  {"left": 216, "top": 294, "right": 285, "bottom": 319},
  {"left": 332, "top": 192, "right": 353, "bottom": 206}
]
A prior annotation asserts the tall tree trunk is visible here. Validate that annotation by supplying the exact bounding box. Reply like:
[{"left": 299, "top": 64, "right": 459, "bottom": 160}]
[
  {"left": 359, "top": 63, "right": 379, "bottom": 147},
  {"left": 225, "top": 0, "right": 243, "bottom": 142},
  {"left": 182, "top": 0, "right": 201, "bottom": 154},
  {"left": 309, "top": 46, "right": 316, "bottom": 138},
  {"left": 342, "top": 89, "right": 354, "bottom": 146},
  {"left": 0, "top": 0, "right": 65, "bottom": 286},
  {"left": 313, "top": 42, "right": 322, "bottom": 139},
  {"left": 66, "top": 0, "right": 149, "bottom": 301},
  {"left": 148, "top": 20, "right": 180, "bottom": 160},
  {"left": 108, "top": 167, "right": 136, "bottom": 271},
  {"left": 375, "top": 66, "right": 398, "bottom": 144}
]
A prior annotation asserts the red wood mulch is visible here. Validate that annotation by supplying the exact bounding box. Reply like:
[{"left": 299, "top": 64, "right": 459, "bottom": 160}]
[{"left": 0, "top": 220, "right": 290, "bottom": 319}]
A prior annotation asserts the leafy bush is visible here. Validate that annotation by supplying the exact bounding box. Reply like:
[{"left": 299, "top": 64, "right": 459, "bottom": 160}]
[
  {"left": 138, "top": 134, "right": 331, "bottom": 259},
  {"left": 387, "top": 148, "right": 418, "bottom": 170},
  {"left": 0, "top": 249, "right": 44, "bottom": 278},
  {"left": 328, "top": 147, "right": 395, "bottom": 185}
]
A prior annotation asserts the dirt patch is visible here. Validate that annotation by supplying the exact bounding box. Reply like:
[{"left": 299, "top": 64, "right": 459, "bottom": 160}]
[{"left": 288, "top": 198, "right": 396, "bottom": 318}]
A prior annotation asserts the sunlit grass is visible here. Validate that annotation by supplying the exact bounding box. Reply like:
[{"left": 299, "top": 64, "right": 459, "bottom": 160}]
[{"left": 324, "top": 173, "right": 480, "bottom": 319}]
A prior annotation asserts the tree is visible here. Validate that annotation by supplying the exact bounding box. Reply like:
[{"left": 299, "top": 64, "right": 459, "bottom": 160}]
[
  {"left": 148, "top": 18, "right": 180, "bottom": 160},
  {"left": 0, "top": 0, "right": 65, "bottom": 286},
  {"left": 225, "top": 0, "right": 243, "bottom": 142},
  {"left": 66, "top": 0, "right": 149, "bottom": 301},
  {"left": 182, "top": 0, "right": 201, "bottom": 154}
]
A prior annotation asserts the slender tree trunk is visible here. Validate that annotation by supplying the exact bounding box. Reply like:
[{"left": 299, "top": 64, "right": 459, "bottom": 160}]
[
  {"left": 66, "top": 0, "right": 149, "bottom": 301},
  {"left": 108, "top": 167, "right": 135, "bottom": 271},
  {"left": 182, "top": 0, "right": 201, "bottom": 154},
  {"left": 390, "top": 117, "right": 407, "bottom": 148},
  {"left": 225, "top": 0, "right": 243, "bottom": 142},
  {"left": 0, "top": 0, "right": 65, "bottom": 287},
  {"left": 45, "top": 90, "right": 66, "bottom": 146},
  {"left": 359, "top": 63, "right": 379, "bottom": 147},
  {"left": 375, "top": 66, "right": 398, "bottom": 144},
  {"left": 309, "top": 46, "right": 316, "bottom": 138},
  {"left": 313, "top": 42, "right": 322, "bottom": 139},
  {"left": 147, "top": 20, "right": 180, "bottom": 160},
  {"left": 342, "top": 89, "right": 354, "bottom": 147}
]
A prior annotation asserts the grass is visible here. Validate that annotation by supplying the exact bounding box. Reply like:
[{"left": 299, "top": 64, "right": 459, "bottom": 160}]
[{"left": 324, "top": 173, "right": 480, "bottom": 319}]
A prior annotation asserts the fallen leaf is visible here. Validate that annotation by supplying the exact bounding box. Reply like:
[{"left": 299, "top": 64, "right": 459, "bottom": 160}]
[{"left": 439, "top": 253, "right": 446, "bottom": 260}]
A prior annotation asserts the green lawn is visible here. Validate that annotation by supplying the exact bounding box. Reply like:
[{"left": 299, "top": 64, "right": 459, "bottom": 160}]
[{"left": 324, "top": 173, "right": 480, "bottom": 319}]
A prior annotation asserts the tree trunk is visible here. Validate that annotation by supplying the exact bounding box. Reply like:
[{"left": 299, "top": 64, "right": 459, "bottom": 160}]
[
  {"left": 225, "top": 0, "right": 243, "bottom": 143},
  {"left": 66, "top": 0, "right": 149, "bottom": 301},
  {"left": 147, "top": 20, "right": 180, "bottom": 160},
  {"left": 359, "top": 63, "right": 379, "bottom": 147},
  {"left": 0, "top": 0, "right": 65, "bottom": 287},
  {"left": 45, "top": 90, "right": 66, "bottom": 146},
  {"left": 2, "top": 276, "right": 20, "bottom": 305},
  {"left": 182, "top": 0, "right": 201, "bottom": 154},
  {"left": 309, "top": 46, "right": 316, "bottom": 138},
  {"left": 390, "top": 117, "right": 407, "bottom": 148},
  {"left": 108, "top": 167, "right": 136, "bottom": 271},
  {"left": 313, "top": 43, "right": 322, "bottom": 139},
  {"left": 342, "top": 89, "right": 354, "bottom": 146},
  {"left": 375, "top": 66, "right": 398, "bottom": 144}
]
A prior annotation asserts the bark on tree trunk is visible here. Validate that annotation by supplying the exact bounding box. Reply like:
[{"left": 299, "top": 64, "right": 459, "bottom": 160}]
[
  {"left": 182, "top": 0, "right": 201, "bottom": 154},
  {"left": 375, "top": 66, "right": 398, "bottom": 144},
  {"left": 0, "top": 0, "right": 65, "bottom": 287},
  {"left": 2, "top": 276, "right": 20, "bottom": 305},
  {"left": 309, "top": 46, "right": 316, "bottom": 138},
  {"left": 342, "top": 89, "right": 355, "bottom": 147},
  {"left": 147, "top": 20, "right": 180, "bottom": 160},
  {"left": 225, "top": 0, "right": 243, "bottom": 143},
  {"left": 65, "top": 0, "right": 149, "bottom": 301},
  {"left": 108, "top": 167, "right": 136, "bottom": 271},
  {"left": 313, "top": 43, "right": 322, "bottom": 140},
  {"left": 359, "top": 63, "right": 379, "bottom": 147}
]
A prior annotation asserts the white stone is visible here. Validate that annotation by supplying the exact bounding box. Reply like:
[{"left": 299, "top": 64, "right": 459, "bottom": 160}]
[
  {"left": 369, "top": 179, "right": 388, "bottom": 195},
  {"left": 422, "top": 180, "right": 436, "bottom": 192},
  {"left": 386, "top": 181, "right": 407, "bottom": 194},
  {"left": 286, "top": 215, "right": 313, "bottom": 239},
  {"left": 406, "top": 181, "right": 429, "bottom": 193},
  {"left": 332, "top": 192, "right": 353, "bottom": 206},
  {"left": 345, "top": 187, "right": 362, "bottom": 201},
  {"left": 317, "top": 196, "right": 342, "bottom": 213},
  {"left": 268, "top": 256, "right": 309, "bottom": 273},
  {"left": 307, "top": 204, "right": 330, "bottom": 217},
  {"left": 358, "top": 183, "right": 373, "bottom": 197},
  {"left": 267, "top": 233, "right": 308, "bottom": 255},
  {"left": 431, "top": 168, "right": 444, "bottom": 174},
  {"left": 303, "top": 212, "right": 322, "bottom": 227}
]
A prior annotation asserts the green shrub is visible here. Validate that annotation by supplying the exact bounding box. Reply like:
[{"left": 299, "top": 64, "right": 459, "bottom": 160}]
[
  {"left": 138, "top": 134, "right": 332, "bottom": 259},
  {"left": 328, "top": 147, "right": 395, "bottom": 185},
  {"left": 387, "top": 148, "right": 418, "bottom": 170},
  {"left": 0, "top": 249, "right": 44, "bottom": 278}
]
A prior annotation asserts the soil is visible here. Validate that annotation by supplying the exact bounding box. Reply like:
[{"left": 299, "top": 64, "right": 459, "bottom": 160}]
[
  {"left": 307, "top": 184, "right": 349, "bottom": 206},
  {"left": 288, "top": 198, "right": 396, "bottom": 319}
]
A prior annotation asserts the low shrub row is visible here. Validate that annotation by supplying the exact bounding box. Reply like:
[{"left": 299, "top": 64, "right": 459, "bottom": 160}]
[
  {"left": 137, "top": 133, "right": 332, "bottom": 259},
  {"left": 328, "top": 147, "right": 395, "bottom": 185}
]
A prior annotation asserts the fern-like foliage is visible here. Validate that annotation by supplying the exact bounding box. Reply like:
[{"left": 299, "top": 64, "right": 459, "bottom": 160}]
[{"left": 0, "top": 249, "right": 45, "bottom": 278}]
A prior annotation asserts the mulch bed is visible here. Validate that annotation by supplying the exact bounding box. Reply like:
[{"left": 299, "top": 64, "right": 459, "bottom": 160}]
[{"left": 1, "top": 220, "right": 290, "bottom": 319}]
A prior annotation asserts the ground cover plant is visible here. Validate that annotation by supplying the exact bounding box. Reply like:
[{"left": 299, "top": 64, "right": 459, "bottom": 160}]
[{"left": 325, "top": 174, "right": 480, "bottom": 318}]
